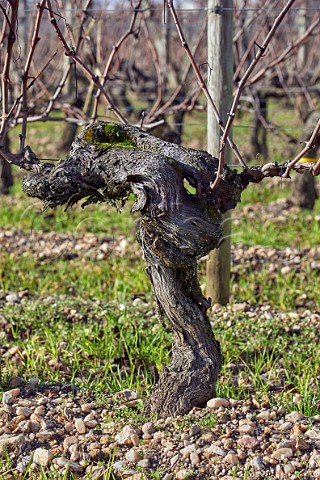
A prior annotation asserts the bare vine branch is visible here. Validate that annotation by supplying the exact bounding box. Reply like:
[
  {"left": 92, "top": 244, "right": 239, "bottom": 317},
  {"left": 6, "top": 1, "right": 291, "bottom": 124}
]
[
  {"left": 247, "top": 16, "right": 320, "bottom": 86},
  {"left": 19, "top": 0, "right": 47, "bottom": 153},
  {"left": 141, "top": 16, "right": 163, "bottom": 122},
  {"left": 210, "top": 0, "right": 297, "bottom": 189},
  {"left": 46, "top": 0, "right": 128, "bottom": 124},
  {"left": 7, "top": 51, "right": 57, "bottom": 125},
  {"left": 282, "top": 119, "right": 320, "bottom": 177},
  {"left": 165, "top": 0, "right": 248, "bottom": 171},
  {"left": 146, "top": 17, "right": 207, "bottom": 124},
  {"left": 0, "top": 0, "right": 19, "bottom": 144},
  {"left": 90, "top": 0, "right": 142, "bottom": 122}
]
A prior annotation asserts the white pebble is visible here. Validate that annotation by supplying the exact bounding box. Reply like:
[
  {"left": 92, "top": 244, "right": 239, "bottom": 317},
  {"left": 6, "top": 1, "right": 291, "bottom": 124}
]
[
  {"left": 130, "top": 434, "right": 140, "bottom": 447},
  {"left": 205, "top": 445, "right": 227, "bottom": 457},
  {"left": 180, "top": 444, "right": 196, "bottom": 459},
  {"left": 207, "top": 397, "right": 230, "bottom": 409},
  {"left": 113, "top": 460, "right": 127, "bottom": 471},
  {"left": 125, "top": 448, "right": 142, "bottom": 463},
  {"left": 239, "top": 424, "right": 255, "bottom": 435},
  {"left": 115, "top": 425, "right": 138, "bottom": 445},
  {"left": 310, "top": 455, "right": 320, "bottom": 469},
  {"left": 190, "top": 452, "right": 201, "bottom": 466},
  {"left": 224, "top": 453, "right": 239, "bottom": 465},
  {"left": 33, "top": 448, "right": 54, "bottom": 466},
  {"left": 74, "top": 418, "right": 86, "bottom": 434},
  {"left": 142, "top": 422, "right": 155, "bottom": 435},
  {"left": 279, "top": 422, "right": 293, "bottom": 431},
  {"left": 286, "top": 411, "right": 304, "bottom": 423},
  {"left": 284, "top": 464, "right": 295, "bottom": 475},
  {"left": 271, "top": 448, "right": 293, "bottom": 460}
]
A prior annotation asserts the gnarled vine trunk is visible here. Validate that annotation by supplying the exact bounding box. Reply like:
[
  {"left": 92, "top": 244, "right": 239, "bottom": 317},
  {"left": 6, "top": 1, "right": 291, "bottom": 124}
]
[{"left": 21, "top": 122, "right": 258, "bottom": 417}]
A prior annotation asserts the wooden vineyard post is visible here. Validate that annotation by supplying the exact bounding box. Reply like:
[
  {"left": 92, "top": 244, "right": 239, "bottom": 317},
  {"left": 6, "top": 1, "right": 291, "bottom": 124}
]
[{"left": 206, "top": 0, "right": 234, "bottom": 306}]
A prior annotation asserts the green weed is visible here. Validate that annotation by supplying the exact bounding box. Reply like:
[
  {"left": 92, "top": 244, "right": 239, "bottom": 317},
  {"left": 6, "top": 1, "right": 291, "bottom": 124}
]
[{"left": 1, "top": 108, "right": 319, "bottom": 426}]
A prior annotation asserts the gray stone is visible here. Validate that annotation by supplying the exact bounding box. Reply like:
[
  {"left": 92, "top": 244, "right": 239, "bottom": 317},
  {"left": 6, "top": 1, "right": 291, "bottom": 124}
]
[
  {"left": 54, "top": 457, "right": 69, "bottom": 467},
  {"left": 63, "top": 435, "right": 79, "bottom": 451},
  {"left": 239, "top": 424, "right": 255, "bottom": 435},
  {"left": 137, "top": 459, "right": 150, "bottom": 468},
  {"left": 70, "top": 451, "right": 80, "bottom": 462},
  {"left": 0, "top": 434, "right": 26, "bottom": 456},
  {"left": 81, "top": 403, "right": 97, "bottom": 413},
  {"left": 34, "top": 406, "right": 45, "bottom": 416},
  {"left": 67, "top": 461, "right": 83, "bottom": 473},
  {"left": 85, "top": 420, "right": 98, "bottom": 428},
  {"left": 306, "top": 428, "right": 320, "bottom": 440},
  {"left": 15, "top": 455, "right": 31, "bottom": 473},
  {"left": 28, "top": 421, "right": 41, "bottom": 433},
  {"left": 6, "top": 293, "right": 20, "bottom": 304},
  {"left": 141, "top": 422, "right": 155, "bottom": 435},
  {"left": 279, "top": 421, "right": 293, "bottom": 431},
  {"left": 85, "top": 466, "right": 106, "bottom": 480},
  {"left": 279, "top": 438, "right": 310, "bottom": 452},
  {"left": 271, "top": 448, "right": 294, "bottom": 460},
  {"left": 190, "top": 424, "right": 200, "bottom": 436},
  {"left": 256, "top": 410, "right": 270, "bottom": 421},
  {"left": 16, "top": 407, "right": 32, "bottom": 418},
  {"left": 310, "top": 455, "right": 320, "bottom": 469},
  {"left": 37, "top": 429, "right": 63, "bottom": 441},
  {"left": 29, "top": 377, "right": 39, "bottom": 386},
  {"left": 2, "top": 392, "right": 14, "bottom": 406},
  {"left": 53, "top": 457, "right": 83, "bottom": 473},
  {"left": 286, "top": 411, "right": 304, "bottom": 423},
  {"left": 83, "top": 412, "right": 94, "bottom": 422},
  {"left": 238, "top": 435, "right": 259, "bottom": 449},
  {"left": 251, "top": 456, "right": 266, "bottom": 470},
  {"left": 170, "top": 453, "right": 179, "bottom": 467},
  {"left": 180, "top": 444, "right": 196, "bottom": 458}
]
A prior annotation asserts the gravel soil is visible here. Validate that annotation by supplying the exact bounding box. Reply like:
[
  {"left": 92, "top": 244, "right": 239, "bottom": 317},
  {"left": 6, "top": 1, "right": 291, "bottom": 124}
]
[
  {"left": 0, "top": 381, "right": 320, "bottom": 479},
  {"left": 0, "top": 197, "right": 319, "bottom": 479}
]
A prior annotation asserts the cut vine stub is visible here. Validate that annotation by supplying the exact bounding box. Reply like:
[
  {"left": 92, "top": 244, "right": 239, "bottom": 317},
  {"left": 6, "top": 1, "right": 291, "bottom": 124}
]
[{"left": 22, "top": 122, "right": 257, "bottom": 417}]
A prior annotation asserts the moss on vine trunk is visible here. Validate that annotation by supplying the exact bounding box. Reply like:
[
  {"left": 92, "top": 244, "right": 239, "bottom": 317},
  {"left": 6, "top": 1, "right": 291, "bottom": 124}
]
[{"left": 83, "top": 122, "right": 136, "bottom": 150}]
